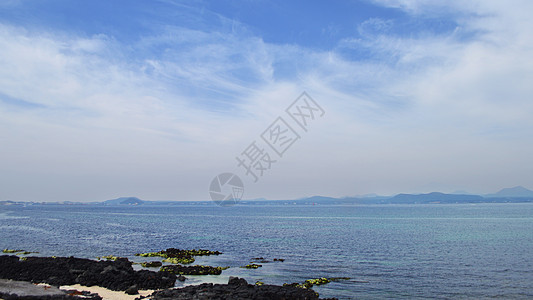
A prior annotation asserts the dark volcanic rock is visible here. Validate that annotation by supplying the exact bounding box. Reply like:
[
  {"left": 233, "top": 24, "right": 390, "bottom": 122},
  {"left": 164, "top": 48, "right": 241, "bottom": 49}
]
[
  {"left": 0, "top": 255, "right": 176, "bottom": 291},
  {"left": 0, "top": 279, "right": 102, "bottom": 300},
  {"left": 140, "top": 261, "right": 163, "bottom": 268},
  {"left": 160, "top": 265, "right": 228, "bottom": 275},
  {"left": 125, "top": 285, "right": 138, "bottom": 295},
  {"left": 228, "top": 277, "right": 248, "bottom": 287},
  {"left": 150, "top": 277, "right": 322, "bottom": 300}
]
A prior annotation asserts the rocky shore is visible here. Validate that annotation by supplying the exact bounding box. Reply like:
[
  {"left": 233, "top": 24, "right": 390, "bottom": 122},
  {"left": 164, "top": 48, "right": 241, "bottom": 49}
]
[
  {"left": 0, "top": 250, "right": 341, "bottom": 299},
  {"left": 0, "top": 255, "right": 175, "bottom": 291},
  {"left": 0, "top": 279, "right": 102, "bottom": 300},
  {"left": 148, "top": 277, "right": 328, "bottom": 300}
]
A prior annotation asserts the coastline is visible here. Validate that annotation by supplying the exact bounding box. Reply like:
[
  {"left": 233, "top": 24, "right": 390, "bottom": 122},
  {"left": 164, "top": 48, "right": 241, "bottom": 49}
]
[
  {"left": 60, "top": 284, "right": 153, "bottom": 300},
  {"left": 0, "top": 250, "right": 340, "bottom": 299}
]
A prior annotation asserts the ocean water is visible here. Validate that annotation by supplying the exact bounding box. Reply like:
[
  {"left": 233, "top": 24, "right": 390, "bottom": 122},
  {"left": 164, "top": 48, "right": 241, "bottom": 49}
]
[{"left": 1, "top": 203, "right": 533, "bottom": 299}]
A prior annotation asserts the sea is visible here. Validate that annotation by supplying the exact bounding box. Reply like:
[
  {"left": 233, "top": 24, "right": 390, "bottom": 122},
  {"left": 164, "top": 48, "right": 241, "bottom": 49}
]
[{"left": 1, "top": 203, "right": 532, "bottom": 299}]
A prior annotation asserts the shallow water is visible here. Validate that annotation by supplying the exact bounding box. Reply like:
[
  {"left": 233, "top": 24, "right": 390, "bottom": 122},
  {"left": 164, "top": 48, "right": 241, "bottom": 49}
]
[{"left": 1, "top": 203, "right": 532, "bottom": 299}]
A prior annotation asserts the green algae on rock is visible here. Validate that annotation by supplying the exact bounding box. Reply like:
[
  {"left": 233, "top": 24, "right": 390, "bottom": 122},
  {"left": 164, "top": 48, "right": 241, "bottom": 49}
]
[
  {"left": 240, "top": 263, "right": 262, "bottom": 269},
  {"left": 141, "top": 261, "right": 163, "bottom": 268},
  {"left": 97, "top": 255, "right": 125, "bottom": 261},
  {"left": 2, "top": 249, "right": 24, "bottom": 253},
  {"left": 284, "top": 277, "right": 350, "bottom": 289},
  {"left": 2, "top": 249, "right": 40, "bottom": 255},
  {"left": 135, "top": 248, "right": 222, "bottom": 265},
  {"left": 160, "top": 264, "right": 229, "bottom": 275}
]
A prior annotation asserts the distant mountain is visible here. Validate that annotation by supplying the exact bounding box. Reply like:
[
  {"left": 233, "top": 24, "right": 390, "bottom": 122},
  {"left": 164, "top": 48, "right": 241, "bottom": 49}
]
[
  {"left": 389, "top": 192, "right": 484, "bottom": 204},
  {"left": 298, "top": 195, "right": 339, "bottom": 202},
  {"left": 0, "top": 200, "right": 23, "bottom": 206},
  {"left": 295, "top": 191, "right": 533, "bottom": 204},
  {"left": 8, "top": 187, "right": 533, "bottom": 207},
  {"left": 295, "top": 192, "right": 488, "bottom": 204},
  {"left": 103, "top": 197, "right": 144, "bottom": 205},
  {"left": 486, "top": 186, "right": 533, "bottom": 198},
  {"left": 276, "top": 190, "right": 533, "bottom": 205}
]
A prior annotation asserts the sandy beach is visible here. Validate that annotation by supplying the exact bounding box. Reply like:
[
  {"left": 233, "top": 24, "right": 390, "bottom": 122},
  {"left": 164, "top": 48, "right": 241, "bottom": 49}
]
[{"left": 60, "top": 284, "right": 154, "bottom": 300}]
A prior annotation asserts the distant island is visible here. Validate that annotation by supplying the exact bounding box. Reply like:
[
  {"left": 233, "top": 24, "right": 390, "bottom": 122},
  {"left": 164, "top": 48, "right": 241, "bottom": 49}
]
[
  {"left": 102, "top": 197, "right": 145, "bottom": 205},
  {"left": 2, "top": 186, "right": 533, "bottom": 206}
]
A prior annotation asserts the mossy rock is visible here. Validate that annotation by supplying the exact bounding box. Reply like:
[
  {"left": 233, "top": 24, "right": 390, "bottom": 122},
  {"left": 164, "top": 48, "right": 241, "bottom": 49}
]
[
  {"left": 304, "top": 277, "right": 331, "bottom": 286},
  {"left": 135, "top": 252, "right": 163, "bottom": 257},
  {"left": 162, "top": 257, "right": 195, "bottom": 264},
  {"left": 97, "top": 255, "right": 125, "bottom": 261},
  {"left": 283, "top": 282, "right": 299, "bottom": 287},
  {"left": 141, "top": 261, "right": 163, "bottom": 268},
  {"left": 185, "top": 249, "right": 222, "bottom": 256},
  {"left": 2, "top": 249, "right": 25, "bottom": 253},
  {"left": 284, "top": 277, "right": 348, "bottom": 289},
  {"left": 160, "top": 265, "right": 229, "bottom": 275},
  {"left": 135, "top": 248, "right": 221, "bottom": 265},
  {"left": 240, "top": 263, "right": 262, "bottom": 269}
]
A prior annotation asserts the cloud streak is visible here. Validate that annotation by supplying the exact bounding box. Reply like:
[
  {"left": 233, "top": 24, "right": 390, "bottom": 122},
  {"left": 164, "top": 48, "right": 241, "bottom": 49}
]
[{"left": 1, "top": 1, "right": 532, "bottom": 201}]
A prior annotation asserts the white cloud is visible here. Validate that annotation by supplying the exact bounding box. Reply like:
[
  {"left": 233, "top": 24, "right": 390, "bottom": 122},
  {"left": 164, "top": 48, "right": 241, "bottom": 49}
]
[
  {"left": 266, "top": 0, "right": 533, "bottom": 196},
  {"left": 357, "top": 18, "right": 394, "bottom": 37},
  {"left": 1, "top": 1, "right": 533, "bottom": 201}
]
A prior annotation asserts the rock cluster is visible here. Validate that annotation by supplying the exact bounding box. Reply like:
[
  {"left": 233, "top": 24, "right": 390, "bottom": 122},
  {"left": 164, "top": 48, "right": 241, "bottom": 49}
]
[
  {"left": 140, "top": 261, "right": 163, "bottom": 268},
  {"left": 148, "top": 277, "right": 325, "bottom": 300},
  {"left": 160, "top": 265, "right": 229, "bottom": 275},
  {"left": 0, "top": 255, "right": 176, "bottom": 291},
  {"left": 135, "top": 248, "right": 221, "bottom": 265},
  {"left": 284, "top": 277, "right": 351, "bottom": 289},
  {"left": 2, "top": 249, "right": 39, "bottom": 255},
  {"left": 240, "top": 263, "right": 262, "bottom": 269}
]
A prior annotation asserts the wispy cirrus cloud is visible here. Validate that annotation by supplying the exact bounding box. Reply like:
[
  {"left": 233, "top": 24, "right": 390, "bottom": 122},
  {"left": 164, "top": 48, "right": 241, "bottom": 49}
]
[{"left": 1, "top": 0, "right": 532, "bottom": 201}]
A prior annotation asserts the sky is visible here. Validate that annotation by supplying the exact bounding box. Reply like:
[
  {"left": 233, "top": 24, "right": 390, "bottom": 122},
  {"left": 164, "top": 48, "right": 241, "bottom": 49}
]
[{"left": 1, "top": 0, "right": 533, "bottom": 202}]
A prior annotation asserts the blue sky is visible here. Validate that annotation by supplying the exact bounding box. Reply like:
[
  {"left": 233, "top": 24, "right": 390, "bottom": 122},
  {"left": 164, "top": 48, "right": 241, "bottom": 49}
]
[{"left": 1, "top": 0, "right": 533, "bottom": 202}]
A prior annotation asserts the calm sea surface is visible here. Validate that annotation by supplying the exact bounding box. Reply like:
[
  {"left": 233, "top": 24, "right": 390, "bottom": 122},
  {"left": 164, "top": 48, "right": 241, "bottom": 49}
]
[{"left": 1, "top": 203, "right": 532, "bottom": 299}]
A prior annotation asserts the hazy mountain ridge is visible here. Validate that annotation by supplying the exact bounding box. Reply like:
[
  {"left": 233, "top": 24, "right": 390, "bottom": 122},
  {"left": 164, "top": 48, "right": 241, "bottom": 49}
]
[
  {"left": 485, "top": 186, "right": 533, "bottom": 198},
  {"left": 2, "top": 186, "right": 532, "bottom": 205},
  {"left": 103, "top": 197, "right": 145, "bottom": 205},
  {"left": 388, "top": 192, "right": 485, "bottom": 204}
]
